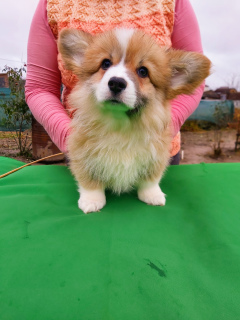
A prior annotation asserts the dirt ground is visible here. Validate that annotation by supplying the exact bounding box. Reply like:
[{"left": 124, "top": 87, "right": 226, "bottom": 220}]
[
  {"left": 181, "top": 129, "right": 240, "bottom": 164},
  {"left": 0, "top": 128, "right": 240, "bottom": 166}
]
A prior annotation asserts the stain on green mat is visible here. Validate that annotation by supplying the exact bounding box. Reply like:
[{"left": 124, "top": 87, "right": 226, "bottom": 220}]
[
  {"left": 146, "top": 259, "right": 167, "bottom": 278},
  {"left": 24, "top": 220, "right": 30, "bottom": 239}
]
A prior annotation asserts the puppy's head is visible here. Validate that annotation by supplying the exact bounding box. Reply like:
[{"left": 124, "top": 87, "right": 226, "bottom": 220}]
[{"left": 58, "top": 28, "right": 211, "bottom": 111}]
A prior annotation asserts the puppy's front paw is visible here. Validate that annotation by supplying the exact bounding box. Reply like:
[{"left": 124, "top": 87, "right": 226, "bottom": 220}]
[
  {"left": 78, "top": 189, "right": 106, "bottom": 214},
  {"left": 138, "top": 184, "right": 166, "bottom": 206},
  {"left": 78, "top": 198, "right": 106, "bottom": 214}
]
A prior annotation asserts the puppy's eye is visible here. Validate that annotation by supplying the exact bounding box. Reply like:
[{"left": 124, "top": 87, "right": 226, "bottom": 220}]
[
  {"left": 137, "top": 66, "right": 149, "bottom": 78},
  {"left": 101, "top": 59, "right": 112, "bottom": 70}
]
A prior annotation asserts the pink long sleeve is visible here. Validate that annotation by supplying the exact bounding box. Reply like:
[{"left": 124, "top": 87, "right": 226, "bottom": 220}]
[
  {"left": 25, "top": 0, "right": 204, "bottom": 152},
  {"left": 25, "top": 0, "right": 71, "bottom": 153},
  {"left": 171, "top": 0, "right": 204, "bottom": 136}
]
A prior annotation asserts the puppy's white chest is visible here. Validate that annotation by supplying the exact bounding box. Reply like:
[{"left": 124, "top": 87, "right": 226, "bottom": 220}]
[{"left": 85, "top": 138, "right": 156, "bottom": 193}]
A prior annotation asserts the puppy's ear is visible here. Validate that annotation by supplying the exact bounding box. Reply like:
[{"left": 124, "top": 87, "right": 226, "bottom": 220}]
[
  {"left": 58, "top": 29, "right": 93, "bottom": 72},
  {"left": 166, "top": 50, "right": 211, "bottom": 100}
]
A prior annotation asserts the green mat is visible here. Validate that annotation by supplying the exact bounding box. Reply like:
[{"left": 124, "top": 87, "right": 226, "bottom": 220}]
[{"left": 0, "top": 157, "right": 240, "bottom": 320}]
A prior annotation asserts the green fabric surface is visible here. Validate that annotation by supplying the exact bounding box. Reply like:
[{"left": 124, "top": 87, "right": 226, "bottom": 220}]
[{"left": 0, "top": 156, "right": 240, "bottom": 320}]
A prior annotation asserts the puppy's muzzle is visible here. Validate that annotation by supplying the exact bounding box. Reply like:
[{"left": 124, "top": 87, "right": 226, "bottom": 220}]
[{"left": 108, "top": 77, "right": 127, "bottom": 95}]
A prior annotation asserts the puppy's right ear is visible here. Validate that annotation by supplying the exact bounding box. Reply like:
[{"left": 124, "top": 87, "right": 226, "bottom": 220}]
[{"left": 58, "top": 29, "right": 93, "bottom": 72}]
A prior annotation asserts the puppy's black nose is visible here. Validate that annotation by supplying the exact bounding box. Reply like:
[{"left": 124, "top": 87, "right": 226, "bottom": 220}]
[{"left": 108, "top": 77, "right": 127, "bottom": 94}]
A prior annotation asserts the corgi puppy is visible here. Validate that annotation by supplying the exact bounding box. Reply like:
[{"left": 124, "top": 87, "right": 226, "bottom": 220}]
[{"left": 58, "top": 28, "right": 211, "bottom": 214}]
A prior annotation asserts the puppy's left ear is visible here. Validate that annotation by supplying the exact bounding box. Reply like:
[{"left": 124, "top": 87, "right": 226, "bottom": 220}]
[
  {"left": 166, "top": 50, "right": 211, "bottom": 100},
  {"left": 58, "top": 29, "right": 93, "bottom": 73}
]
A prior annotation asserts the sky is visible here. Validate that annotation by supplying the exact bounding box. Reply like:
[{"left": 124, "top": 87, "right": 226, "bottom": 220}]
[{"left": 0, "top": 0, "right": 239, "bottom": 90}]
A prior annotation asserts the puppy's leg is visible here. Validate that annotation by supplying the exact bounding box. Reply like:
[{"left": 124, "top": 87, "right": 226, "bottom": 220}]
[
  {"left": 69, "top": 158, "right": 106, "bottom": 213},
  {"left": 78, "top": 184, "right": 106, "bottom": 214},
  {"left": 138, "top": 177, "right": 166, "bottom": 206}
]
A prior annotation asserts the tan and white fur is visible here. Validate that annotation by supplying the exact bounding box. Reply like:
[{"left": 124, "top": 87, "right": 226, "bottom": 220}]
[{"left": 58, "top": 28, "right": 211, "bottom": 213}]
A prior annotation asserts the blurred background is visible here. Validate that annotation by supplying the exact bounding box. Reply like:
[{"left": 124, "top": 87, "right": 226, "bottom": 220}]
[{"left": 0, "top": 0, "right": 239, "bottom": 164}]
